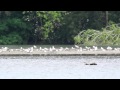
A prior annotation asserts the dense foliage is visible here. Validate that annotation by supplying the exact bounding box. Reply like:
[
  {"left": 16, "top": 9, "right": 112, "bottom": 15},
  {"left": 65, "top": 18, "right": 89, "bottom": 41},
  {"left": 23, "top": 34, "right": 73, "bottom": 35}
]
[
  {"left": 74, "top": 24, "right": 120, "bottom": 46},
  {"left": 0, "top": 11, "right": 120, "bottom": 45}
]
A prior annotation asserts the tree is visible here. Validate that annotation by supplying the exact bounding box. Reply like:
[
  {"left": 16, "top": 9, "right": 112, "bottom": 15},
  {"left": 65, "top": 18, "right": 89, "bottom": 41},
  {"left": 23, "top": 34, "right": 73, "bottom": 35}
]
[
  {"left": 22, "top": 11, "right": 63, "bottom": 44},
  {"left": 0, "top": 11, "right": 32, "bottom": 44}
]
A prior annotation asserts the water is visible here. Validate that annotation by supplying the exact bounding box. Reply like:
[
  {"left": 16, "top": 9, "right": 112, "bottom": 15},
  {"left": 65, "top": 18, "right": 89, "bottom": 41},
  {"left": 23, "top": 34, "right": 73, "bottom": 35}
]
[{"left": 0, "top": 56, "right": 120, "bottom": 79}]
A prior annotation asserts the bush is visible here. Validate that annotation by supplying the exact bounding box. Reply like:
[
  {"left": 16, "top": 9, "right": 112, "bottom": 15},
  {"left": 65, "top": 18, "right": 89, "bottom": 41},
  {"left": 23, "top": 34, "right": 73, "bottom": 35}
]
[
  {"left": 74, "top": 24, "right": 120, "bottom": 46},
  {"left": 0, "top": 32, "right": 23, "bottom": 45}
]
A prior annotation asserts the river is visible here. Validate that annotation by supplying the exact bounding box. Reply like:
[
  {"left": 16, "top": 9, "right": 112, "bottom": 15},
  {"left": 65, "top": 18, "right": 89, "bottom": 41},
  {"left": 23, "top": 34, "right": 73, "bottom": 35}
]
[{"left": 0, "top": 56, "right": 120, "bottom": 79}]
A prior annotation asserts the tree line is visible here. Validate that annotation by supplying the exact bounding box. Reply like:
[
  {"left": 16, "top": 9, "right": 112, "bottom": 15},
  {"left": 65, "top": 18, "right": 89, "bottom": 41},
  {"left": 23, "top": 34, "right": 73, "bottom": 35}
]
[{"left": 0, "top": 11, "right": 120, "bottom": 45}]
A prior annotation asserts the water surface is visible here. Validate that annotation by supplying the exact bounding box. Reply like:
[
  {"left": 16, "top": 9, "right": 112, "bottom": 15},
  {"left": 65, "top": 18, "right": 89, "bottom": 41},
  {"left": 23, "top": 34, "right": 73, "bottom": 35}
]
[{"left": 0, "top": 56, "right": 120, "bottom": 79}]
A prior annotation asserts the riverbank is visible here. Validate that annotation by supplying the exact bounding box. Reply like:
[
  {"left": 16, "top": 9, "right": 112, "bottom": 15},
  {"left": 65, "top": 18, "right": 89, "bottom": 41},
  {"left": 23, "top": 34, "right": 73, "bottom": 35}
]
[{"left": 0, "top": 50, "right": 120, "bottom": 56}]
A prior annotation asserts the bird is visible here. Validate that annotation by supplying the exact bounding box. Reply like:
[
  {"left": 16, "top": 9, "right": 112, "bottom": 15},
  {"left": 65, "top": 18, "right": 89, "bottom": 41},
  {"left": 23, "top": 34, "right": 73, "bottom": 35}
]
[
  {"left": 107, "top": 46, "right": 112, "bottom": 50},
  {"left": 33, "top": 45, "right": 37, "bottom": 49},
  {"left": 101, "top": 47, "right": 106, "bottom": 51},
  {"left": 93, "top": 46, "right": 98, "bottom": 51},
  {"left": 90, "top": 63, "right": 97, "bottom": 65},
  {"left": 75, "top": 45, "right": 79, "bottom": 48},
  {"left": 84, "top": 62, "right": 97, "bottom": 65},
  {"left": 85, "top": 46, "right": 90, "bottom": 51}
]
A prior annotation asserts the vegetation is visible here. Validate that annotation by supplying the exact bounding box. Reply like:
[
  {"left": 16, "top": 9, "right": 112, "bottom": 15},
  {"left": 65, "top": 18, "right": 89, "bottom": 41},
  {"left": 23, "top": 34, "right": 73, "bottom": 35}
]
[
  {"left": 0, "top": 11, "right": 120, "bottom": 45},
  {"left": 74, "top": 24, "right": 120, "bottom": 46}
]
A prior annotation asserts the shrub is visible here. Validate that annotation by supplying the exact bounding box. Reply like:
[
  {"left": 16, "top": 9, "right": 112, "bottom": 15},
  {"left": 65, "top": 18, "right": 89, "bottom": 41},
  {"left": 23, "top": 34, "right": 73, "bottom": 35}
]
[{"left": 74, "top": 24, "right": 120, "bottom": 46}]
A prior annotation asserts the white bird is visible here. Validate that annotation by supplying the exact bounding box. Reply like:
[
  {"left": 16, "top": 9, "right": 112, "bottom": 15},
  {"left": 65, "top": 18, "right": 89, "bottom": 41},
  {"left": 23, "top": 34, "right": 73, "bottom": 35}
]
[
  {"left": 79, "top": 47, "right": 83, "bottom": 51},
  {"left": 44, "top": 48, "right": 48, "bottom": 51},
  {"left": 75, "top": 45, "right": 79, "bottom": 48},
  {"left": 20, "top": 47, "right": 23, "bottom": 49},
  {"left": 52, "top": 46, "right": 55, "bottom": 50},
  {"left": 85, "top": 46, "right": 90, "bottom": 51},
  {"left": 107, "top": 46, "right": 112, "bottom": 50},
  {"left": 10, "top": 49, "right": 14, "bottom": 52},
  {"left": 101, "top": 47, "right": 106, "bottom": 51},
  {"left": 33, "top": 45, "right": 37, "bottom": 49},
  {"left": 4, "top": 47, "right": 8, "bottom": 50},
  {"left": 49, "top": 47, "right": 53, "bottom": 52},
  {"left": 93, "top": 46, "right": 98, "bottom": 51},
  {"left": 114, "top": 48, "right": 118, "bottom": 51},
  {"left": 71, "top": 47, "right": 75, "bottom": 50},
  {"left": 39, "top": 47, "right": 42, "bottom": 51},
  {"left": 65, "top": 47, "right": 69, "bottom": 51},
  {"left": 2, "top": 47, "right": 8, "bottom": 51},
  {"left": 43, "top": 50, "right": 47, "bottom": 52},
  {"left": 30, "top": 47, "right": 33, "bottom": 52},
  {"left": 56, "top": 49, "right": 59, "bottom": 52}
]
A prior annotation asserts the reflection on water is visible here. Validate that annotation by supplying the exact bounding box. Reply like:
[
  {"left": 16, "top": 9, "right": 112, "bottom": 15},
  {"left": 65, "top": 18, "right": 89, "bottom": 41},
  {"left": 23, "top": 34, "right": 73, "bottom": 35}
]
[{"left": 0, "top": 56, "right": 120, "bottom": 79}]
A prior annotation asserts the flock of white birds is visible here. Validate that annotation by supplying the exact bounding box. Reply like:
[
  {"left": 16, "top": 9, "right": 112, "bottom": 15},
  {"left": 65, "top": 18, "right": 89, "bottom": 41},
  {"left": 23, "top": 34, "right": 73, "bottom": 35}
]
[{"left": 0, "top": 45, "right": 119, "bottom": 53}]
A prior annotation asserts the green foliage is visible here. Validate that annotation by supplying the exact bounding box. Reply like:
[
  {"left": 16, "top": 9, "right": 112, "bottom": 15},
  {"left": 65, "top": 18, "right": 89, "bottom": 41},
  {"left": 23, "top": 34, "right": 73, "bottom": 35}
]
[
  {"left": 0, "top": 13, "right": 32, "bottom": 45},
  {"left": 23, "top": 11, "right": 63, "bottom": 44},
  {"left": 7, "top": 18, "right": 27, "bottom": 29},
  {"left": 52, "top": 11, "right": 107, "bottom": 44},
  {"left": 0, "top": 23, "right": 8, "bottom": 33},
  {"left": 1, "top": 11, "right": 120, "bottom": 45},
  {"left": 74, "top": 24, "right": 120, "bottom": 46},
  {"left": 0, "top": 32, "right": 22, "bottom": 45}
]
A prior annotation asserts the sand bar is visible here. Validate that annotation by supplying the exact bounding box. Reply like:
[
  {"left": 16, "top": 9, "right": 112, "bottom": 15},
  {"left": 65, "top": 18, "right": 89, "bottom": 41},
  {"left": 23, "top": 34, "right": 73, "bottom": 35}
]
[{"left": 0, "top": 50, "right": 120, "bottom": 56}]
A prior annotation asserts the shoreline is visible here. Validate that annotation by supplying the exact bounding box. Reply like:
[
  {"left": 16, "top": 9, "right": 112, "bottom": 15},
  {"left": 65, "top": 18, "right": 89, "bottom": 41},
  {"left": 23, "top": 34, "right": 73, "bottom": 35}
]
[
  {"left": 0, "top": 45, "right": 120, "bottom": 56},
  {"left": 0, "top": 51, "right": 120, "bottom": 56}
]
